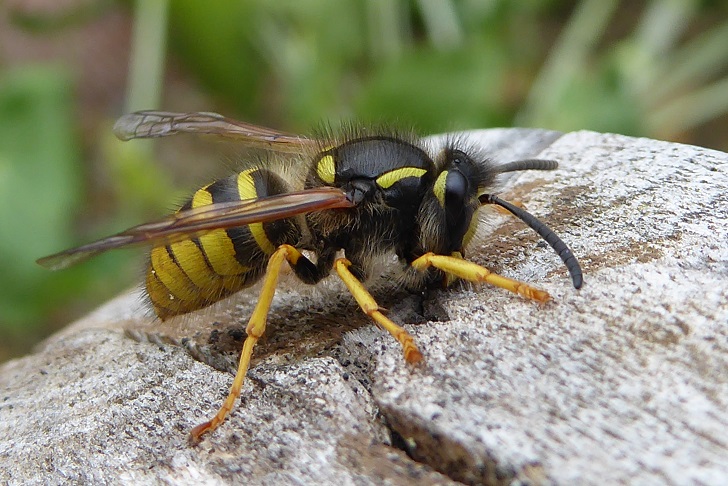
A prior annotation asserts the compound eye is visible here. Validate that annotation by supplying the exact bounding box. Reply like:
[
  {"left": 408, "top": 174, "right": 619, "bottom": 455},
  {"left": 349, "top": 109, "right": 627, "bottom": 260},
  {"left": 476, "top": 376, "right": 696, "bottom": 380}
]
[
  {"left": 442, "top": 169, "right": 474, "bottom": 250},
  {"left": 445, "top": 169, "right": 468, "bottom": 210}
]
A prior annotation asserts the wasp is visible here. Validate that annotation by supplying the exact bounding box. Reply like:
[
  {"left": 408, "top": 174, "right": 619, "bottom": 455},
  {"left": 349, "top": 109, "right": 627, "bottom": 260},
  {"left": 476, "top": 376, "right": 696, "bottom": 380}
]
[{"left": 38, "top": 111, "right": 583, "bottom": 441}]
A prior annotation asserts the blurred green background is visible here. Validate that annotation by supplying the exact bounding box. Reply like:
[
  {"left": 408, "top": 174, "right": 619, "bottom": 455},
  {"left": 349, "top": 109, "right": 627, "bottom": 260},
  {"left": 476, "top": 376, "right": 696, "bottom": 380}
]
[{"left": 1, "top": 0, "right": 727, "bottom": 362}]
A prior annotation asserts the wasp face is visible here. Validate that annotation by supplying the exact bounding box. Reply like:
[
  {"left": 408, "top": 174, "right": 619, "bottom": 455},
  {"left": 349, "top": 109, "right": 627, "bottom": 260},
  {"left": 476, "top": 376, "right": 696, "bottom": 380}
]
[{"left": 415, "top": 147, "right": 498, "bottom": 257}]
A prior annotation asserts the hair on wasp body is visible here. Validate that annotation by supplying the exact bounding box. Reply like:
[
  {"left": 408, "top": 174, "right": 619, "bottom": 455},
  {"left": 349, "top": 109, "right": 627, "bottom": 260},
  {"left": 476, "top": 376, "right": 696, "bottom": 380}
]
[{"left": 38, "top": 110, "right": 583, "bottom": 442}]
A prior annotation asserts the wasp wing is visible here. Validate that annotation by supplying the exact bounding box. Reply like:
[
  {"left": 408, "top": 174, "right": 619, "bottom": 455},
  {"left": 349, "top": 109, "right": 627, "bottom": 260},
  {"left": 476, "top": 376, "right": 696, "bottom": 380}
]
[
  {"left": 38, "top": 187, "right": 352, "bottom": 271},
  {"left": 113, "top": 111, "right": 320, "bottom": 153}
]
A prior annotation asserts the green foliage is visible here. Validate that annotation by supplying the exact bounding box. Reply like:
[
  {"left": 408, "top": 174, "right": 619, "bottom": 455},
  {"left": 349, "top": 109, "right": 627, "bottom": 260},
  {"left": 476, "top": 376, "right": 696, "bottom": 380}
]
[
  {"left": 169, "top": 0, "right": 265, "bottom": 115},
  {"left": 0, "top": 65, "right": 80, "bottom": 324},
  {"left": 164, "top": 0, "right": 728, "bottom": 140},
  {"left": 0, "top": 66, "right": 143, "bottom": 358},
  {"left": 355, "top": 43, "right": 516, "bottom": 132}
]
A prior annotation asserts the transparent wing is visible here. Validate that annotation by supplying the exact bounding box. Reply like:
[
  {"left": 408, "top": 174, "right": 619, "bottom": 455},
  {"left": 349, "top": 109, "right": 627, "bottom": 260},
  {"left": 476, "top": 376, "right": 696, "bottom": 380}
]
[
  {"left": 38, "top": 187, "right": 353, "bottom": 270},
  {"left": 113, "top": 111, "right": 320, "bottom": 153}
]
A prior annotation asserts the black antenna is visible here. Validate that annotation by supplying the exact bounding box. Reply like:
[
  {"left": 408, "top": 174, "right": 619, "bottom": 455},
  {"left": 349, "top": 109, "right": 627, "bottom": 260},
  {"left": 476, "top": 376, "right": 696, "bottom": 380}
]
[
  {"left": 479, "top": 193, "right": 583, "bottom": 289},
  {"left": 496, "top": 159, "right": 559, "bottom": 173}
]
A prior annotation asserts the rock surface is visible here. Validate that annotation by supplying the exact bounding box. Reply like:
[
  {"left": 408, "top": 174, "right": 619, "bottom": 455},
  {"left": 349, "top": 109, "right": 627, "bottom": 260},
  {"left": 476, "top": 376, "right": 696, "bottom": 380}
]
[{"left": 1, "top": 129, "right": 726, "bottom": 485}]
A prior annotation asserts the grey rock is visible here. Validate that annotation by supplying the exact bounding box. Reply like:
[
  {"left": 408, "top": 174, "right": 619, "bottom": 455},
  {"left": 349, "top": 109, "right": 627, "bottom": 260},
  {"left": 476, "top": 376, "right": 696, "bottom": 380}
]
[{"left": 1, "top": 129, "right": 726, "bottom": 485}]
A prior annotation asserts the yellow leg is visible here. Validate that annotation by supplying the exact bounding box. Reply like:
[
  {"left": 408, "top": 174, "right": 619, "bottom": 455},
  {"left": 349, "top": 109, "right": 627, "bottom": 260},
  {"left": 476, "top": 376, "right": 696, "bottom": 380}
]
[
  {"left": 411, "top": 252, "right": 550, "bottom": 302},
  {"left": 335, "top": 258, "right": 423, "bottom": 364},
  {"left": 190, "top": 244, "right": 303, "bottom": 442}
]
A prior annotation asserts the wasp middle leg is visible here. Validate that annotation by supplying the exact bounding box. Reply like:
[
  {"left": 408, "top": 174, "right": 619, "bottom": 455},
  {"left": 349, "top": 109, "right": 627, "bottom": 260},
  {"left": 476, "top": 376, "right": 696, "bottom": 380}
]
[{"left": 334, "top": 258, "right": 423, "bottom": 364}]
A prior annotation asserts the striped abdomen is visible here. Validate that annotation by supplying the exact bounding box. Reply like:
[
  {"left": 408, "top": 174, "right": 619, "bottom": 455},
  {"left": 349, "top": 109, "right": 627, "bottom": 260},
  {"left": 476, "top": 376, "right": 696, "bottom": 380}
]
[{"left": 146, "top": 168, "right": 300, "bottom": 319}]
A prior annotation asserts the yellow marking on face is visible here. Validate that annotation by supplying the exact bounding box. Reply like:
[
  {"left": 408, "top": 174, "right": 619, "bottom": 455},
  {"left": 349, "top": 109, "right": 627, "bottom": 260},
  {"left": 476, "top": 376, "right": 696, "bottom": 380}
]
[
  {"left": 149, "top": 246, "right": 201, "bottom": 304},
  {"left": 375, "top": 167, "right": 428, "bottom": 189},
  {"left": 434, "top": 171, "right": 448, "bottom": 206},
  {"left": 237, "top": 169, "right": 276, "bottom": 255},
  {"left": 316, "top": 155, "right": 336, "bottom": 184},
  {"left": 462, "top": 208, "right": 479, "bottom": 248}
]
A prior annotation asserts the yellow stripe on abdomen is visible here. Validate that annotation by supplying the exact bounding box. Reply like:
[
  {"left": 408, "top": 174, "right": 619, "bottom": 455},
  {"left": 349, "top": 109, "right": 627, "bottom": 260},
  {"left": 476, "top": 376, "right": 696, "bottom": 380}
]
[
  {"left": 168, "top": 240, "right": 217, "bottom": 286},
  {"left": 150, "top": 246, "right": 202, "bottom": 304},
  {"left": 237, "top": 169, "right": 276, "bottom": 255},
  {"left": 146, "top": 261, "right": 189, "bottom": 319},
  {"left": 168, "top": 239, "right": 227, "bottom": 302},
  {"left": 198, "top": 230, "right": 250, "bottom": 275},
  {"left": 191, "top": 184, "right": 251, "bottom": 276}
]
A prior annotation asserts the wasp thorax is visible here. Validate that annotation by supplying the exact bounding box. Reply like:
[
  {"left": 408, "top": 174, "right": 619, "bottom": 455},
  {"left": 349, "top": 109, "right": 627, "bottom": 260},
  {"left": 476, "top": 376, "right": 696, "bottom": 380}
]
[{"left": 308, "top": 136, "right": 434, "bottom": 206}]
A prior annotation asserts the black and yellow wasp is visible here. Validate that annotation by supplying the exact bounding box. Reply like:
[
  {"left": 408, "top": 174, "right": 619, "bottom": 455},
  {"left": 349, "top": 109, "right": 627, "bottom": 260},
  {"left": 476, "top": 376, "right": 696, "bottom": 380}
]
[{"left": 38, "top": 111, "right": 583, "bottom": 441}]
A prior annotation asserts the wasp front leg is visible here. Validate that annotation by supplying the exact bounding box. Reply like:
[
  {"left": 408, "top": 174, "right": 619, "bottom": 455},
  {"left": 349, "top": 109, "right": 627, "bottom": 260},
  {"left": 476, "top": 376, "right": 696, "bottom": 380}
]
[{"left": 411, "top": 252, "right": 550, "bottom": 302}]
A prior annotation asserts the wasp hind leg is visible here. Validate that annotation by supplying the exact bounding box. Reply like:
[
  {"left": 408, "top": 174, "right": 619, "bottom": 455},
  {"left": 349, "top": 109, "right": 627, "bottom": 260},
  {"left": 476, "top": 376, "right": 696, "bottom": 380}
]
[
  {"left": 410, "top": 252, "right": 550, "bottom": 302},
  {"left": 334, "top": 258, "right": 423, "bottom": 364},
  {"left": 190, "top": 244, "right": 317, "bottom": 442}
]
